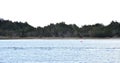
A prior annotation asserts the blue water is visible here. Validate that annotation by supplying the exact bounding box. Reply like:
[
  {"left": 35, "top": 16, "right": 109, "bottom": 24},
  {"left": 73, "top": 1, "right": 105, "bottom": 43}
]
[{"left": 0, "top": 39, "right": 120, "bottom": 63}]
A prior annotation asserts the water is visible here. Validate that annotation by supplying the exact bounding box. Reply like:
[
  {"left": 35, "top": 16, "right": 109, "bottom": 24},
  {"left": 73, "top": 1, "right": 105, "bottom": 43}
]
[{"left": 0, "top": 39, "right": 120, "bottom": 63}]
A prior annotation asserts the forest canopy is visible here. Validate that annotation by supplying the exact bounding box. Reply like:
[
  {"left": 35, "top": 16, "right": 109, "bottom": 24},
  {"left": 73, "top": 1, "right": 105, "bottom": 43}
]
[{"left": 0, "top": 18, "right": 120, "bottom": 38}]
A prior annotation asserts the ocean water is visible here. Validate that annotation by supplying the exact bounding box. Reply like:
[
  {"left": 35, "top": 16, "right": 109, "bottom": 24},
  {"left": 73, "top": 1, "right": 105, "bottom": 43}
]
[{"left": 0, "top": 39, "right": 120, "bottom": 63}]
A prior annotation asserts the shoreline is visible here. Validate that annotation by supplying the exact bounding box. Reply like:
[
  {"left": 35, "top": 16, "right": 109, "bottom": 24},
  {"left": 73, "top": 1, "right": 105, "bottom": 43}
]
[{"left": 0, "top": 36, "right": 120, "bottom": 40}]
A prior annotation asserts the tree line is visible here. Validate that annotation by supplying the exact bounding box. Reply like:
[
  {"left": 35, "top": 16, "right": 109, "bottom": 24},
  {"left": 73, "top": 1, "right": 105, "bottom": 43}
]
[{"left": 0, "top": 18, "right": 120, "bottom": 38}]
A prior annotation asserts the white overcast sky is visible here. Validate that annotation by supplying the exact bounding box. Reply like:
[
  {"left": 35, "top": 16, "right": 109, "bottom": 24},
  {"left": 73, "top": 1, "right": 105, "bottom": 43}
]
[{"left": 0, "top": 0, "right": 120, "bottom": 27}]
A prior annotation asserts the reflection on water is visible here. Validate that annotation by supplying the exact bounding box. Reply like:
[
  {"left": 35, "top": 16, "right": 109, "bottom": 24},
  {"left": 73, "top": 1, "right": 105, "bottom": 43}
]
[{"left": 0, "top": 39, "right": 120, "bottom": 63}]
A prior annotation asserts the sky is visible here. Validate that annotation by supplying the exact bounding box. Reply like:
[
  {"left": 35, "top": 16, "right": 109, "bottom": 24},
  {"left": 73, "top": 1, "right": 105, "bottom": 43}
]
[{"left": 0, "top": 0, "right": 120, "bottom": 27}]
